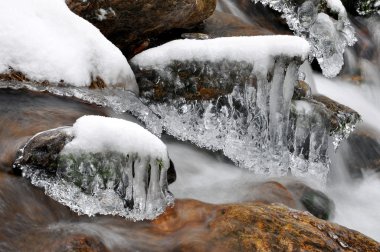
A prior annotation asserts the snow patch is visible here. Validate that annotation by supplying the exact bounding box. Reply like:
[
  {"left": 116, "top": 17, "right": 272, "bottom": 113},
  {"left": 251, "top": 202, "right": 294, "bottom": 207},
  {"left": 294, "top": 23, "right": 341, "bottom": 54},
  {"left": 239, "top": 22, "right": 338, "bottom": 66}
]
[
  {"left": 0, "top": 0, "right": 137, "bottom": 92},
  {"left": 131, "top": 36, "right": 310, "bottom": 74},
  {"left": 63, "top": 116, "right": 169, "bottom": 165}
]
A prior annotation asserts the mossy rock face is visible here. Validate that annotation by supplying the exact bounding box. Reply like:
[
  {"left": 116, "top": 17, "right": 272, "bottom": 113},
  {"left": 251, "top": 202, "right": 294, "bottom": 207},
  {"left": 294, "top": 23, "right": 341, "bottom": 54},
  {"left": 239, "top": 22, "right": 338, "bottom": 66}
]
[{"left": 133, "top": 59, "right": 255, "bottom": 102}]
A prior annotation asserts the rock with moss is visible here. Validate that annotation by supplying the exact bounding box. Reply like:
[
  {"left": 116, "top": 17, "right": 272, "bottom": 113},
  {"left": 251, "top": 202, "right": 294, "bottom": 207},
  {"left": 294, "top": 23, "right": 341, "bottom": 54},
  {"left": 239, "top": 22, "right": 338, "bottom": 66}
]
[{"left": 13, "top": 116, "right": 175, "bottom": 220}]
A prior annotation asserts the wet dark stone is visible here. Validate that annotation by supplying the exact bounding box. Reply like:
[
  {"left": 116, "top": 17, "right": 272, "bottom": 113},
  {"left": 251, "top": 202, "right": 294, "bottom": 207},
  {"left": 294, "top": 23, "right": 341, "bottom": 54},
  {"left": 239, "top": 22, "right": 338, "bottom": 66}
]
[
  {"left": 287, "top": 182, "right": 335, "bottom": 220},
  {"left": 13, "top": 128, "right": 73, "bottom": 176},
  {"left": 344, "top": 128, "right": 380, "bottom": 179},
  {"left": 66, "top": 0, "right": 216, "bottom": 57},
  {"left": 168, "top": 160, "right": 177, "bottom": 184}
]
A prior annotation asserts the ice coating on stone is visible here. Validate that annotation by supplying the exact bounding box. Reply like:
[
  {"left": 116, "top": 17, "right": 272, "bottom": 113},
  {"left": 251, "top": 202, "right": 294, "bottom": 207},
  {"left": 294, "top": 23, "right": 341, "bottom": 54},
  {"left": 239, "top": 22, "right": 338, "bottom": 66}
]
[
  {"left": 253, "top": 0, "right": 357, "bottom": 77},
  {"left": 17, "top": 117, "right": 173, "bottom": 220},
  {"left": 131, "top": 36, "right": 311, "bottom": 73},
  {"left": 131, "top": 37, "right": 359, "bottom": 185},
  {"left": 136, "top": 61, "right": 329, "bottom": 183}
]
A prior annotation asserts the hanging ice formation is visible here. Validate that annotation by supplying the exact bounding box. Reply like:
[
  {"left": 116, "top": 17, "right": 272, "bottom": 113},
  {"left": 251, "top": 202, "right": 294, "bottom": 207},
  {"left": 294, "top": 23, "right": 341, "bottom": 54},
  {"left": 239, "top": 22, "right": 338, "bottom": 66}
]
[
  {"left": 253, "top": 0, "right": 357, "bottom": 77},
  {"left": 131, "top": 36, "right": 360, "bottom": 185},
  {"left": 13, "top": 116, "right": 173, "bottom": 220}
]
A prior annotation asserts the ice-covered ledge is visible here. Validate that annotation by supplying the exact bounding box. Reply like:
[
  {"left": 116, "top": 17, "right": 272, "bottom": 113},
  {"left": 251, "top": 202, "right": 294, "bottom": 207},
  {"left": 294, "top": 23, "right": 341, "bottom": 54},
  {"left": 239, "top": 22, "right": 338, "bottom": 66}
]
[
  {"left": 13, "top": 116, "right": 174, "bottom": 220},
  {"left": 131, "top": 36, "right": 310, "bottom": 101},
  {"left": 132, "top": 36, "right": 310, "bottom": 70},
  {"left": 131, "top": 36, "right": 359, "bottom": 185}
]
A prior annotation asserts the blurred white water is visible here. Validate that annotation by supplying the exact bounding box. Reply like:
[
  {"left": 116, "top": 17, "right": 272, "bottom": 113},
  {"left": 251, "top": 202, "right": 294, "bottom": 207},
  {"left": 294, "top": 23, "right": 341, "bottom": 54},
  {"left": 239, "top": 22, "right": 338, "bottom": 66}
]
[{"left": 314, "top": 73, "right": 380, "bottom": 241}]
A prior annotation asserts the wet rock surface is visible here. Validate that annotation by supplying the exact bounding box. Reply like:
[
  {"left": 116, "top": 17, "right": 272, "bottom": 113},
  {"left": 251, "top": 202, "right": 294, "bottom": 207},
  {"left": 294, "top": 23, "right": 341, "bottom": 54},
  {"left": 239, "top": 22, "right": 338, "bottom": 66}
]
[
  {"left": 341, "top": 127, "right": 380, "bottom": 179},
  {"left": 13, "top": 128, "right": 73, "bottom": 176},
  {"left": 133, "top": 59, "right": 258, "bottom": 102},
  {"left": 66, "top": 0, "right": 216, "bottom": 57},
  {"left": 312, "top": 95, "right": 360, "bottom": 134}
]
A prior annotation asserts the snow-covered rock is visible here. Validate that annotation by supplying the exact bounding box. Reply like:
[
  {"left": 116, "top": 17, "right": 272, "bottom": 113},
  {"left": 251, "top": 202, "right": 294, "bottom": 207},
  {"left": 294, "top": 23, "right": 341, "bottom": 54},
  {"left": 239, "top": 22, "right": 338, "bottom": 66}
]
[
  {"left": 131, "top": 36, "right": 310, "bottom": 100},
  {"left": 132, "top": 36, "right": 310, "bottom": 72},
  {"left": 0, "top": 0, "right": 138, "bottom": 92},
  {"left": 13, "top": 116, "right": 173, "bottom": 220},
  {"left": 130, "top": 36, "right": 359, "bottom": 184}
]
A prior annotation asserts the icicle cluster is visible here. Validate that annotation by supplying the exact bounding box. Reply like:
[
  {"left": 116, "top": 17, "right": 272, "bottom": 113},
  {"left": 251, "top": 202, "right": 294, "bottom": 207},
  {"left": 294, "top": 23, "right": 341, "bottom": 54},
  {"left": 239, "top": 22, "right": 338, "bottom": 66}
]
[
  {"left": 253, "top": 0, "right": 357, "bottom": 77},
  {"left": 131, "top": 36, "right": 359, "bottom": 185}
]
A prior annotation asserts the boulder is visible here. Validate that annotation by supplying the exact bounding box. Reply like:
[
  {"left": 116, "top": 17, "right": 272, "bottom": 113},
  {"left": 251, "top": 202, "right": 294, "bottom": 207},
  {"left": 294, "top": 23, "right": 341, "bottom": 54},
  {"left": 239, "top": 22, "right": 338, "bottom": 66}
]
[
  {"left": 151, "top": 199, "right": 380, "bottom": 251},
  {"left": 66, "top": 0, "right": 216, "bottom": 57}
]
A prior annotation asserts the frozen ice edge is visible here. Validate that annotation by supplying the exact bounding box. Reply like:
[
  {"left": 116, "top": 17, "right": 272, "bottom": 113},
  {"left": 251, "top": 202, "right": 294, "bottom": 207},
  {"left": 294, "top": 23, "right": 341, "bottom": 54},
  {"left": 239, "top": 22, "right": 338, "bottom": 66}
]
[
  {"left": 14, "top": 118, "right": 174, "bottom": 221},
  {"left": 0, "top": 81, "right": 163, "bottom": 137}
]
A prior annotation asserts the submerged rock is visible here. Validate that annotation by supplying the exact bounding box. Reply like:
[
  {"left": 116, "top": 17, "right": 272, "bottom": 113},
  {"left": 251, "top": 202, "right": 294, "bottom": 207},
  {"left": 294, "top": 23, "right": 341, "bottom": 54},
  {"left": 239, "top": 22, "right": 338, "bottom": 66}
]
[
  {"left": 13, "top": 115, "right": 174, "bottom": 220},
  {"left": 66, "top": 0, "right": 216, "bottom": 57},
  {"left": 340, "top": 127, "right": 380, "bottom": 179},
  {"left": 286, "top": 182, "right": 335, "bottom": 220},
  {"left": 243, "top": 181, "right": 297, "bottom": 208}
]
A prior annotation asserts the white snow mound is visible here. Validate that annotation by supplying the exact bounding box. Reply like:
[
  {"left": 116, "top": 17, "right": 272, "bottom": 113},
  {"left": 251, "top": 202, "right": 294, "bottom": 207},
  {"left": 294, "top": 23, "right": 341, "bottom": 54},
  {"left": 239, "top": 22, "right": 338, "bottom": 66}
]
[
  {"left": 0, "top": 0, "right": 138, "bottom": 93},
  {"left": 131, "top": 36, "right": 310, "bottom": 73},
  {"left": 62, "top": 115, "right": 169, "bottom": 165}
]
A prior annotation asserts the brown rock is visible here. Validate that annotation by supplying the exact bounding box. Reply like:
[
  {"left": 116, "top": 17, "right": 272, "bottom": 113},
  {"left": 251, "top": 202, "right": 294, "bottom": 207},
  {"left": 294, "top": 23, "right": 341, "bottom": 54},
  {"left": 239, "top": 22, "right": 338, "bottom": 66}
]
[
  {"left": 66, "top": 0, "right": 216, "bottom": 57},
  {"left": 312, "top": 95, "right": 360, "bottom": 133},
  {"left": 50, "top": 235, "right": 110, "bottom": 252},
  {"left": 151, "top": 199, "right": 380, "bottom": 251},
  {"left": 200, "top": 11, "right": 275, "bottom": 38},
  {"left": 216, "top": 0, "right": 290, "bottom": 34}
]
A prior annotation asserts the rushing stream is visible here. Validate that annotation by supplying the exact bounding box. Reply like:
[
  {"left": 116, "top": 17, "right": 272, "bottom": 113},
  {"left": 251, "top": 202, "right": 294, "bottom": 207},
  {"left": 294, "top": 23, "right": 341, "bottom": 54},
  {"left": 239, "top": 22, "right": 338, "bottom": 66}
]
[{"left": 1, "top": 0, "right": 380, "bottom": 250}]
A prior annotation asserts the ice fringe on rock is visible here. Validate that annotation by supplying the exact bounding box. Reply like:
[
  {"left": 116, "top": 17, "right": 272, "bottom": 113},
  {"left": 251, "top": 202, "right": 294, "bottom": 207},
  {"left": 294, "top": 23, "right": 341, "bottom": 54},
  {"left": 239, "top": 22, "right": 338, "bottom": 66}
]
[
  {"left": 252, "top": 0, "right": 357, "bottom": 77},
  {"left": 14, "top": 116, "right": 173, "bottom": 220},
  {"left": 0, "top": 81, "right": 162, "bottom": 136},
  {"left": 131, "top": 36, "right": 359, "bottom": 185},
  {"left": 0, "top": 0, "right": 137, "bottom": 91}
]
